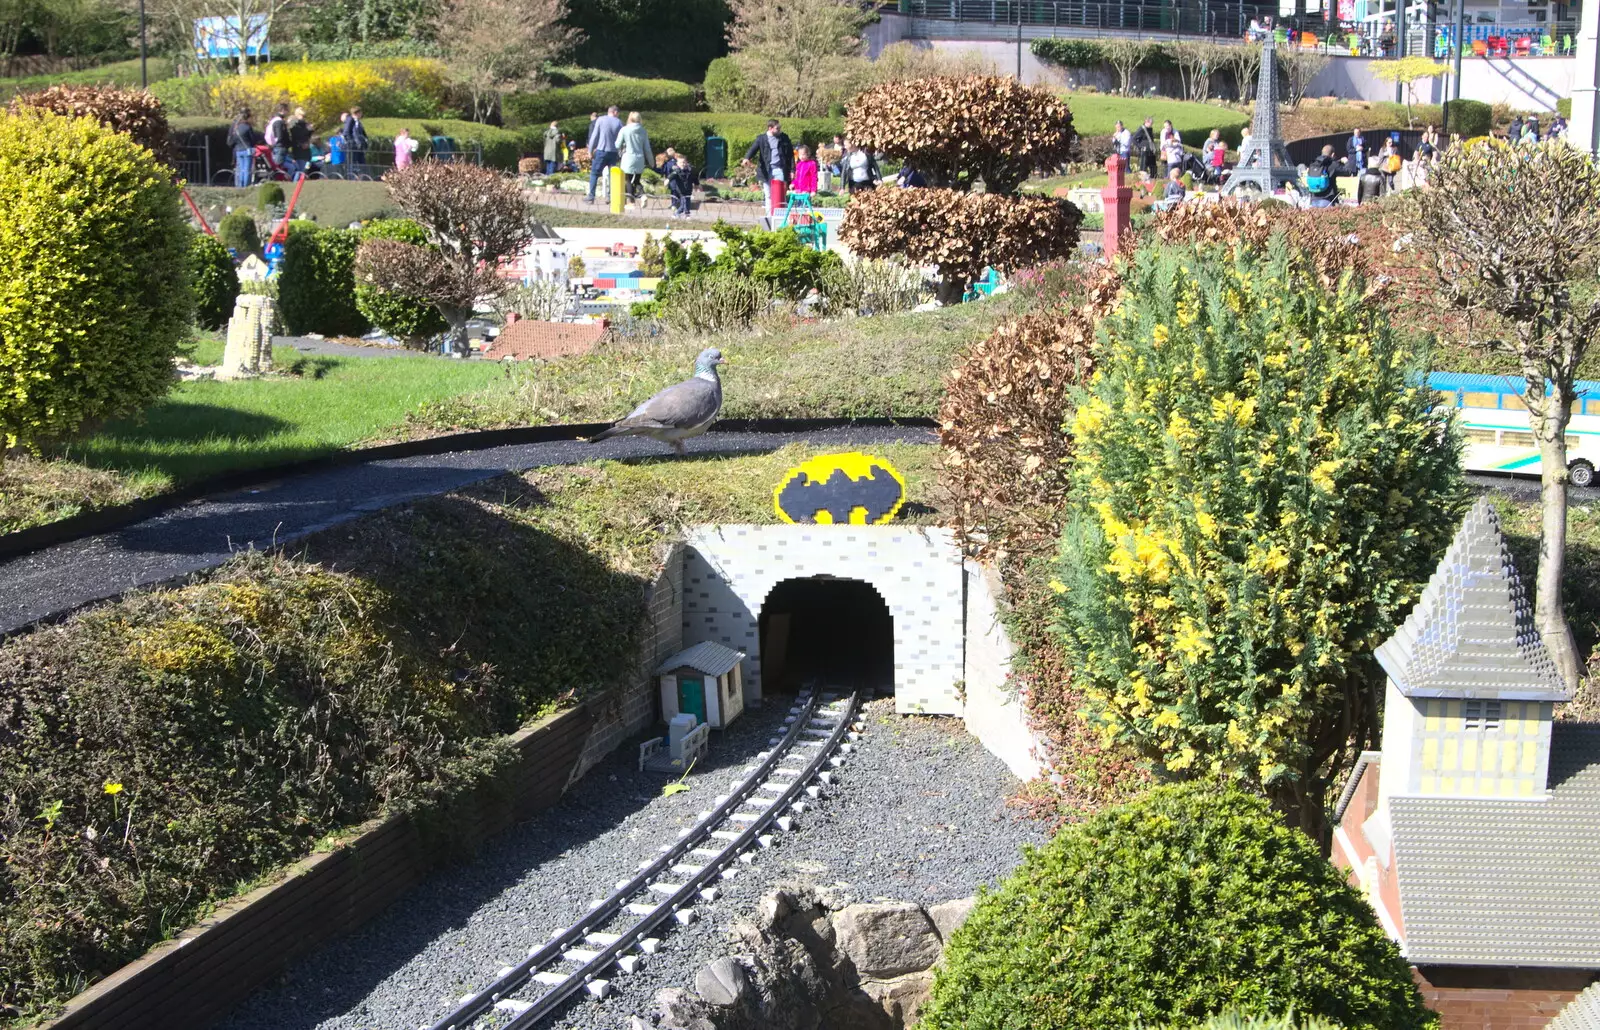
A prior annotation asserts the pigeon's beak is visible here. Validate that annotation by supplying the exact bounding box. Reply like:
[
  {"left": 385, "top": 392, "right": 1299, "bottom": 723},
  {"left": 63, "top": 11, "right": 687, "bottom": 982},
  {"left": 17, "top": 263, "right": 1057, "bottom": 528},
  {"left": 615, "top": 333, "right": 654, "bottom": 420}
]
[{"left": 717, "top": 357, "right": 728, "bottom": 366}]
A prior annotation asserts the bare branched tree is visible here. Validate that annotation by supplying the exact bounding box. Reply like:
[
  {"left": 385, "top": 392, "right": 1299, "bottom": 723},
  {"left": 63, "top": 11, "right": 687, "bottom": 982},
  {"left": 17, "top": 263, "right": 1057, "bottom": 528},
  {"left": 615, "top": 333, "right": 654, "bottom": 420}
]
[
  {"left": 1279, "top": 47, "right": 1329, "bottom": 108},
  {"left": 149, "top": 0, "right": 294, "bottom": 75},
  {"left": 355, "top": 162, "right": 536, "bottom": 354},
  {"left": 1100, "top": 37, "right": 1150, "bottom": 96},
  {"left": 725, "top": 0, "right": 867, "bottom": 117},
  {"left": 1169, "top": 41, "right": 1216, "bottom": 103},
  {"left": 1415, "top": 139, "right": 1600, "bottom": 687},
  {"left": 1227, "top": 43, "right": 1263, "bottom": 100},
  {"left": 432, "top": 0, "right": 578, "bottom": 123}
]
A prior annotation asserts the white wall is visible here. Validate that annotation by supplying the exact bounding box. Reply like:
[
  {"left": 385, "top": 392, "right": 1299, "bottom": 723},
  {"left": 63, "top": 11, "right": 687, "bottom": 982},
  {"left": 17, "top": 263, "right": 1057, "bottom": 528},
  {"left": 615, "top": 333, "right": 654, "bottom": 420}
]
[
  {"left": 961, "top": 563, "right": 1045, "bottom": 780},
  {"left": 1307, "top": 55, "right": 1571, "bottom": 110},
  {"left": 681, "top": 524, "right": 967, "bottom": 715}
]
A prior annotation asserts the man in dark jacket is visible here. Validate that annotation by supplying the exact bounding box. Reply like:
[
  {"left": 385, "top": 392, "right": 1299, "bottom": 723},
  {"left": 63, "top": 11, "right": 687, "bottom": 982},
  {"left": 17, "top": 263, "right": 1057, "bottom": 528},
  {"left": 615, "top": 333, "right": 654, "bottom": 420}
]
[
  {"left": 1131, "top": 117, "right": 1158, "bottom": 178},
  {"left": 743, "top": 119, "right": 794, "bottom": 213},
  {"left": 287, "top": 107, "right": 313, "bottom": 169},
  {"left": 1346, "top": 128, "right": 1367, "bottom": 172},
  {"left": 1306, "top": 144, "right": 1340, "bottom": 206},
  {"left": 342, "top": 107, "right": 368, "bottom": 175},
  {"left": 263, "top": 104, "right": 289, "bottom": 174},
  {"left": 1357, "top": 156, "right": 1386, "bottom": 204}
]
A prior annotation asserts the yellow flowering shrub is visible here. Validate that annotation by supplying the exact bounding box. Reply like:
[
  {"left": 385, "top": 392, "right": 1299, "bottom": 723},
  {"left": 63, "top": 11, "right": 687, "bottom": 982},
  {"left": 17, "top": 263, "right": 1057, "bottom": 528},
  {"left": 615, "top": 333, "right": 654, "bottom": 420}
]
[
  {"left": 210, "top": 58, "right": 451, "bottom": 127},
  {"left": 1053, "top": 237, "right": 1465, "bottom": 831}
]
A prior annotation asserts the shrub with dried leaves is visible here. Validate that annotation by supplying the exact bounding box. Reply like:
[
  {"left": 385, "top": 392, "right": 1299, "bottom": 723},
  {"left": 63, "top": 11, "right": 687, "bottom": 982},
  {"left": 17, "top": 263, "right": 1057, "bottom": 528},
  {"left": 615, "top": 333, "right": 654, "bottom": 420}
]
[
  {"left": 841, "top": 187, "right": 1083, "bottom": 304},
  {"left": 10, "top": 84, "right": 171, "bottom": 162}
]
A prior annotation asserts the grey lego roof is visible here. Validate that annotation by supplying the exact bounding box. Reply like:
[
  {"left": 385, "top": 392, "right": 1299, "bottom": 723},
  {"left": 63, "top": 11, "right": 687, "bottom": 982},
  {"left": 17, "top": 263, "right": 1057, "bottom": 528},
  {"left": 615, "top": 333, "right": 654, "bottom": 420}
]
[
  {"left": 656, "top": 641, "right": 745, "bottom": 678},
  {"left": 1375, "top": 498, "right": 1568, "bottom": 701},
  {"left": 1391, "top": 723, "right": 1600, "bottom": 967},
  {"left": 1550, "top": 982, "right": 1600, "bottom": 1030}
]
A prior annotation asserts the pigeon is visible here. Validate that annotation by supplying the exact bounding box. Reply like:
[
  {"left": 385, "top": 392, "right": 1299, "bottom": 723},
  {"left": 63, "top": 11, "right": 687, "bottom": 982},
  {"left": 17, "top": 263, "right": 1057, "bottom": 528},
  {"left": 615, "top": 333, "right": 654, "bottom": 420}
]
[{"left": 590, "top": 347, "right": 726, "bottom": 455}]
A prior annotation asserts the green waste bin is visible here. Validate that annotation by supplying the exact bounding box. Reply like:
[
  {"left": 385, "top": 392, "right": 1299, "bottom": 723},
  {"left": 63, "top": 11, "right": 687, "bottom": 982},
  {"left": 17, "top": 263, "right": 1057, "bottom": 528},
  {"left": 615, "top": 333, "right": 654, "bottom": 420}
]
[{"left": 704, "top": 135, "right": 727, "bottom": 179}]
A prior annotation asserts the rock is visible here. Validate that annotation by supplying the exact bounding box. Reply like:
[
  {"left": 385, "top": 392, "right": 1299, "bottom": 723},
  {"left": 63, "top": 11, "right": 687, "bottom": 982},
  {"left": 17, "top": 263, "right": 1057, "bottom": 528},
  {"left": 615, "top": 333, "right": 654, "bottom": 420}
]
[
  {"left": 927, "top": 897, "right": 977, "bottom": 942},
  {"left": 758, "top": 891, "right": 793, "bottom": 927},
  {"left": 832, "top": 902, "right": 943, "bottom": 979},
  {"left": 629, "top": 1018, "right": 654, "bottom": 1030},
  {"left": 861, "top": 970, "right": 937, "bottom": 1026},
  {"left": 656, "top": 987, "right": 717, "bottom": 1030},
  {"left": 695, "top": 956, "right": 752, "bottom": 1008}
]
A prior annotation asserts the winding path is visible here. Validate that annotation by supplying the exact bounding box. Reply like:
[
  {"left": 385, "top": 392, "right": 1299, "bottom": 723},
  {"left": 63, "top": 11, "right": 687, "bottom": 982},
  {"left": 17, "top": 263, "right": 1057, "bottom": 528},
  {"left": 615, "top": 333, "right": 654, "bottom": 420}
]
[{"left": 0, "top": 425, "right": 935, "bottom": 637}]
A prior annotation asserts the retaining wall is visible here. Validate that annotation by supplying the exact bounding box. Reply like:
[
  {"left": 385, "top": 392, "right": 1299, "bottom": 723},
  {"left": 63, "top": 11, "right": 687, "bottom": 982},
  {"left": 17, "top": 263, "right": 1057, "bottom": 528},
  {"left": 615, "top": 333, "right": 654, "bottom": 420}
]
[
  {"left": 961, "top": 562, "right": 1044, "bottom": 780},
  {"left": 42, "top": 707, "right": 596, "bottom": 1030}
]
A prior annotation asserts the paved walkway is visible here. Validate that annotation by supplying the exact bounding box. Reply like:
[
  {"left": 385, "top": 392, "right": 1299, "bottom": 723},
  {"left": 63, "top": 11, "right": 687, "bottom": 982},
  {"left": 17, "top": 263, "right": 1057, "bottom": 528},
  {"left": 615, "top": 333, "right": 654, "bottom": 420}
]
[
  {"left": 277, "top": 336, "right": 438, "bottom": 359},
  {"left": 532, "top": 189, "right": 771, "bottom": 226},
  {"left": 0, "top": 426, "right": 935, "bottom": 636}
]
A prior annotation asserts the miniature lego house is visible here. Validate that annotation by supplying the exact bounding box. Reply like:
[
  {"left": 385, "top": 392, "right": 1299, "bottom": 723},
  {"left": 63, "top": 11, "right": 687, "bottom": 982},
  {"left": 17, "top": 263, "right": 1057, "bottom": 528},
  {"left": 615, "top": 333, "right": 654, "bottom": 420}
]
[
  {"left": 657, "top": 640, "right": 746, "bottom": 731},
  {"left": 1333, "top": 498, "right": 1600, "bottom": 1030}
]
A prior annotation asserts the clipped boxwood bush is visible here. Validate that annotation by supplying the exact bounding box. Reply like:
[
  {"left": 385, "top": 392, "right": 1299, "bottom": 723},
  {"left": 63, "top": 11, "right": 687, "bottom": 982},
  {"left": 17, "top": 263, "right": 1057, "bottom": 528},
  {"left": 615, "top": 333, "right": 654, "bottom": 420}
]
[
  {"left": 218, "top": 208, "right": 261, "bottom": 258},
  {"left": 278, "top": 222, "right": 368, "bottom": 337},
  {"left": 355, "top": 218, "right": 448, "bottom": 346},
  {"left": 258, "top": 181, "right": 286, "bottom": 207},
  {"left": 1443, "top": 98, "right": 1493, "bottom": 138},
  {"left": 1029, "top": 38, "right": 1105, "bottom": 67},
  {"left": 502, "top": 77, "right": 697, "bottom": 128},
  {"left": 702, "top": 57, "right": 748, "bottom": 112},
  {"left": 0, "top": 110, "right": 190, "bottom": 453},
  {"left": 921, "top": 784, "right": 1437, "bottom": 1030},
  {"left": 187, "top": 231, "right": 240, "bottom": 330}
]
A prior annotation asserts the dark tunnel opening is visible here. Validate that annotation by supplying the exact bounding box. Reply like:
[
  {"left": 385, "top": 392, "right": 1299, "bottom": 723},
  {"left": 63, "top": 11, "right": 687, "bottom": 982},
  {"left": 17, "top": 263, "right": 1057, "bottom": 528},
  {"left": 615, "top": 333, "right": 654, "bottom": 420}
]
[{"left": 758, "top": 576, "right": 894, "bottom": 695}]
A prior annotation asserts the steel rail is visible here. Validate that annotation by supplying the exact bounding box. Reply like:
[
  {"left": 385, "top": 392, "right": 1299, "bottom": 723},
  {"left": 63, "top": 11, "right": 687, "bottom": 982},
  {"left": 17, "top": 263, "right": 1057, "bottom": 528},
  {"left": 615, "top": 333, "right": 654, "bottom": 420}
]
[{"left": 426, "top": 689, "right": 860, "bottom": 1030}]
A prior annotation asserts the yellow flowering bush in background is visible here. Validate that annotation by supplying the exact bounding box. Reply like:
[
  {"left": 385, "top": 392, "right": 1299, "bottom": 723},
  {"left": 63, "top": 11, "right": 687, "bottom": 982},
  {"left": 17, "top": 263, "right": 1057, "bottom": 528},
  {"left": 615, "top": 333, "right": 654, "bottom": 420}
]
[
  {"left": 207, "top": 58, "right": 452, "bottom": 126},
  {"left": 1053, "top": 236, "right": 1465, "bottom": 836}
]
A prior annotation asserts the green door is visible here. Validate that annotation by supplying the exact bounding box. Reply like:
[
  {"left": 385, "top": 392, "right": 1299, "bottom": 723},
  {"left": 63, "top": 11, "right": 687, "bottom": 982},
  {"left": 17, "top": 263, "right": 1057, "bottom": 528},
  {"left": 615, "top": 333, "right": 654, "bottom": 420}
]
[{"left": 678, "top": 677, "right": 707, "bottom": 724}]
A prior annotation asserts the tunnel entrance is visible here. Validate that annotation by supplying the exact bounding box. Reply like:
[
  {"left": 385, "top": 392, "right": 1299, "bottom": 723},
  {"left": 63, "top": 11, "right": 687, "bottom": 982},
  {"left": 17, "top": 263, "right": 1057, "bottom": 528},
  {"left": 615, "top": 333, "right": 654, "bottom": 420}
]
[{"left": 758, "top": 576, "right": 894, "bottom": 695}]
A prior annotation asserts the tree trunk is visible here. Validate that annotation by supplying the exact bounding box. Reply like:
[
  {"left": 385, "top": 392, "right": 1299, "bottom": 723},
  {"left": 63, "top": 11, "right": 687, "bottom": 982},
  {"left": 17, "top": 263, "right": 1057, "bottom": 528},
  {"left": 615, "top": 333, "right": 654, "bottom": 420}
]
[
  {"left": 1535, "top": 399, "right": 1583, "bottom": 686},
  {"left": 440, "top": 309, "right": 471, "bottom": 356}
]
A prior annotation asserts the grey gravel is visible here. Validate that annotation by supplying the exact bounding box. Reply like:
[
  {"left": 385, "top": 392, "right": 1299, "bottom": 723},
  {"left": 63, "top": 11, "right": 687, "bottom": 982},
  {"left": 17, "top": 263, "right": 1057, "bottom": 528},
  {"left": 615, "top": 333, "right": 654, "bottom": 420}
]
[{"left": 215, "top": 695, "right": 1044, "bottom": 1030}]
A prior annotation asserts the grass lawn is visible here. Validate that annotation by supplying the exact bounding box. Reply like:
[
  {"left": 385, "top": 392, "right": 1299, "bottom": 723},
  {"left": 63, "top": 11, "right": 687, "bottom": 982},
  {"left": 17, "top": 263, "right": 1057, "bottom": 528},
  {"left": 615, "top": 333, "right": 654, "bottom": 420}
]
[
  {"left": 403, "top": 299, "right": 1010, "bottom": 435},
  {"left": 186, "top": 180, "right": 403, "bottom": 229},
  {"left": 526, "top": 201, "right": 683, "bottom": 231},
  {"left": 1062, "top": 92, "right": 1250, "bottom": 140},
  {"left": 52, "top": 342, "right": 505, "bottom": 487}
]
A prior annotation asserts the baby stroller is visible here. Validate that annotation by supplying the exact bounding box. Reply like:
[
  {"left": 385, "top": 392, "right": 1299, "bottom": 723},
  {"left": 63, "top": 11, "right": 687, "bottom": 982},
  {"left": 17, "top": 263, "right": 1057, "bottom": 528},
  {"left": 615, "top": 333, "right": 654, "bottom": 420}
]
[{"left": 251, "top": 144, "right": 291, "bottom": 182}]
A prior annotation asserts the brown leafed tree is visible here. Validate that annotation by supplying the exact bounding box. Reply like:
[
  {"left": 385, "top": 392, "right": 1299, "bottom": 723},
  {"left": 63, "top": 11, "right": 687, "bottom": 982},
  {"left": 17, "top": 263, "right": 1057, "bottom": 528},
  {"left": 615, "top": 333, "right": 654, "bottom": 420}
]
[
  {"left": 841, "top": 76, "right": 1082, "bottom": 304},
  {"left": 10, "top": 85, "right": 171, "bottom": 161},
  {"left": 355, "top": 162, "right": 536, "bottom": 354},
  {"left": 433, "top": 0, "right": 579, "bottom": 123},
  {"left": 1415, "top": 138, "right": 1600, "bottom": 687}
]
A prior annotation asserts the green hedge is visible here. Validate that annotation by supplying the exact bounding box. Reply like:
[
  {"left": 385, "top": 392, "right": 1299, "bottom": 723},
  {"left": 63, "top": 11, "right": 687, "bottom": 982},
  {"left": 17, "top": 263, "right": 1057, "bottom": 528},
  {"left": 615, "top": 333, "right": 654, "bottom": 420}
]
[
  {"left": 278, "top": 222, "right": 367, "bottom": 337},
  {"left": 555, "top": 111, "right": 843, "bottom": 167},
  {"left": 503, "top": 77, "right": 698, "bottom": 128},
  {"left": 1030, "top": 38, "right": 1105, "bottom": 67},
  {"left": 923, "top": 784, "right": 1437, "bottom": 1030},
  {"left": 1559, "top": 97, "right": 1573, "bottom": 118},
  {"left": 1443, "top": 98, "right": 1493, "bottom": 138},
  {"left": 217, "top": 209, "right": 260, "bottom": 258},
  {"left": 361, "top": 116, "right": 525, "bottom": 170},
  {"left": 187, "top": 231, "right": 240, "bottom": 330}
]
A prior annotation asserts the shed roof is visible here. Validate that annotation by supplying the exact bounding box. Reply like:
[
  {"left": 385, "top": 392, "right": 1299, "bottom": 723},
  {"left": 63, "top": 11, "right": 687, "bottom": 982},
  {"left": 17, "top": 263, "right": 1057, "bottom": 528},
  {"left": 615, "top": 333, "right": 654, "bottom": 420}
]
[
  {"left": 1428, "top": 371, "right": 1600, "bottom": 399},
  {"left": 1392, "top": 723, "right": 1600, "bottom": 967},
  {"left": 1374, "top": 498, "right": 1568, "bottom": 702},
  {"left": 1550, "top": 982, "right": 1600, "bottom": 1030},
  {"left": 656, "top": 641, "right": 745, "bottom": 678}
]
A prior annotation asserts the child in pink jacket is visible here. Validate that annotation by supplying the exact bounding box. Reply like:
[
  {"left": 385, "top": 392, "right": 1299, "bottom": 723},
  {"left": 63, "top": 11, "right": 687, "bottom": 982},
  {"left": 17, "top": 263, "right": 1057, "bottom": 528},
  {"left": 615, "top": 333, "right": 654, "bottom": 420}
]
[{"left": 792, "top": 145, "right": 819, "bottom": 194}]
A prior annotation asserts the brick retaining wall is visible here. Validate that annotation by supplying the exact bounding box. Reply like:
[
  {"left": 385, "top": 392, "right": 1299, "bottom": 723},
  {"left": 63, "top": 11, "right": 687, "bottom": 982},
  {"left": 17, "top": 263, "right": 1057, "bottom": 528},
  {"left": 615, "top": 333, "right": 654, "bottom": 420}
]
[
  {"left": 1415, "top": 967, "right": 1594, "bottom": 1030},
  {"left": 43, "top": 705, "right": 595, "bottom": 1030}
]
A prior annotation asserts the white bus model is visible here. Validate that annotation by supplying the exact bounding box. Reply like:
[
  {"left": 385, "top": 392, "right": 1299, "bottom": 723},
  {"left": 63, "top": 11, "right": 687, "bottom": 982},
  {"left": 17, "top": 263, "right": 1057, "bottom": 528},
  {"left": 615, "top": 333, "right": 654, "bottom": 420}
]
[{"left": 1430, "top": 372, "right": 1600, "bottom": 488}]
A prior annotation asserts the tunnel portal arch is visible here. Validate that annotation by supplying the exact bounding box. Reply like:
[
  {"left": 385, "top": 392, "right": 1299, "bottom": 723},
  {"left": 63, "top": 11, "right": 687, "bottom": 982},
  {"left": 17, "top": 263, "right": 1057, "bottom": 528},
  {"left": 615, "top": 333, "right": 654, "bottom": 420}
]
[
  {"left": 680, "top": 524, "right": 964, "bottom": 714},
  {"left": 758, "top": 576, "right": 894, "bottom": 694}
]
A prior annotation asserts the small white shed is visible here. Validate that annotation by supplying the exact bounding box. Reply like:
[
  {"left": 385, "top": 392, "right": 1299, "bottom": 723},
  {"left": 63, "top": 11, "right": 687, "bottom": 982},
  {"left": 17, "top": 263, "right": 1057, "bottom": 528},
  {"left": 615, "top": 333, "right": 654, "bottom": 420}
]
[{"left": 657, "top": 641, "right": 746, "bottom": 730}]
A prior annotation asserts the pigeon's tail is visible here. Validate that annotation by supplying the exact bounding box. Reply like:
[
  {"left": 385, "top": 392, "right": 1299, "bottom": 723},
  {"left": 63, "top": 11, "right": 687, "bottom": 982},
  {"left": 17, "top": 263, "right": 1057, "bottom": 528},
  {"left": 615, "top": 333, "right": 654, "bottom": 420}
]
[{"left": 589, "top": 423, "right": 625, "bottom": 444}]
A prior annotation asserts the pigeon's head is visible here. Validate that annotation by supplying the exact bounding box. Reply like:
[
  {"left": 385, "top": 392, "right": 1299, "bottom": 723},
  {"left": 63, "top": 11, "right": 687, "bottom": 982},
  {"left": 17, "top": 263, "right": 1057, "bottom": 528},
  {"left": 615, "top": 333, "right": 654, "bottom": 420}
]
[{"left": 695, "top": 348, "right": 726, "bottom": 375}]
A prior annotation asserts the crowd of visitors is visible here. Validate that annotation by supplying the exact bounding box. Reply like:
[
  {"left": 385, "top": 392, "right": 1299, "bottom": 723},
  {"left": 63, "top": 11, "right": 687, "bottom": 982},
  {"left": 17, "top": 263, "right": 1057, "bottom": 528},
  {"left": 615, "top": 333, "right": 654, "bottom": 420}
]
[{"left": 228, "top": 104, "right": 371, "bottom": 185}]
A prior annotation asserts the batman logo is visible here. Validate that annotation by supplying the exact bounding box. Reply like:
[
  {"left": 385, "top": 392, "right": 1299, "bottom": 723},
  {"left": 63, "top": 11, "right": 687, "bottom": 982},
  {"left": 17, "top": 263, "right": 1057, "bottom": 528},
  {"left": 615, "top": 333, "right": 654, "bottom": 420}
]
[{"left": 773, "top": 453, "right": 907, "bottom": 525}]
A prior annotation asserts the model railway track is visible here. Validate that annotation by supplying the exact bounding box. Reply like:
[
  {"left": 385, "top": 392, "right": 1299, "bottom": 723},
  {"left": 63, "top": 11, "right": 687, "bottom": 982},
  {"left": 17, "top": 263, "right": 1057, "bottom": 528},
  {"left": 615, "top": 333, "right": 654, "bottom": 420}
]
[{"left": 424, "top": 689, "right": 864, "bottom": 1030}]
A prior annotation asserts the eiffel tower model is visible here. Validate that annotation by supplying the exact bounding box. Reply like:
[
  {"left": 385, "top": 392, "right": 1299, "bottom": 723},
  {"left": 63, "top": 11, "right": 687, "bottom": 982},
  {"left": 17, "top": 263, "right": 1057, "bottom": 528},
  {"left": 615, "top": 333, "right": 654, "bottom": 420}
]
[{"left": 1222, "top": 40, "right": 1301, "bottom": 197}]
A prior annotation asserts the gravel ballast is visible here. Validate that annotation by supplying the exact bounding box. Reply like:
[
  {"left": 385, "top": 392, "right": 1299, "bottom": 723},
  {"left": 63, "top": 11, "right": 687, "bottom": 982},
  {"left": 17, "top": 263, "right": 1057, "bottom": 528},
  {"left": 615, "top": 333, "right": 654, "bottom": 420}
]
[{"left": 216, "top": 694, "right": 1045, "bottom": 1030}]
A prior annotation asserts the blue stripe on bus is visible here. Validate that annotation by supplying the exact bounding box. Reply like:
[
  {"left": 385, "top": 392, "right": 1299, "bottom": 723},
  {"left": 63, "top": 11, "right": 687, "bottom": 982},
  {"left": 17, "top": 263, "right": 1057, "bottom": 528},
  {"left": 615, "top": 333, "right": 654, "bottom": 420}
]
[{"left": 1497, "top": 455, "right": 1544, "bottom": 470}]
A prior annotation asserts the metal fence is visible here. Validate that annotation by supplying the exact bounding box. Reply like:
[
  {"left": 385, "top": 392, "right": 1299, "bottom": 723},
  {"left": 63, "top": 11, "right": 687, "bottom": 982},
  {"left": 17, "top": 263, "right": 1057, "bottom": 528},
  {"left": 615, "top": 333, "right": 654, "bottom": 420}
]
[
  {"left": 895, "top": 0, "right": 1281, "bottom": 39},
  {"left": 173, "top": 135, "right": 485, "bottom": 187}
]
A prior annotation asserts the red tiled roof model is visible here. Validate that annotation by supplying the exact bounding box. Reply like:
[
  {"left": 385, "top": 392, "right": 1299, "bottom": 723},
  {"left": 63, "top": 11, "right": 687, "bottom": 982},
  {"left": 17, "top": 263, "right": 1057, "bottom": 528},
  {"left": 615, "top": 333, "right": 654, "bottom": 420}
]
[{"left": 485, "top": 320, "right": 606, "bottom": 361}]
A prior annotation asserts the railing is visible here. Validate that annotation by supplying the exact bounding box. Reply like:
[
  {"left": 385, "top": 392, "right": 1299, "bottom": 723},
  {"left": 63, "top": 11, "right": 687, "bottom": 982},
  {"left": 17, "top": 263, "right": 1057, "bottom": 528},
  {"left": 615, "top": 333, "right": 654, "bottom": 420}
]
[
  {"left": 192, "top": 138, "right": 485, "bottom": 187},
  {"left": 893, "top": 0, "right": 1280, "bottom": 39}
]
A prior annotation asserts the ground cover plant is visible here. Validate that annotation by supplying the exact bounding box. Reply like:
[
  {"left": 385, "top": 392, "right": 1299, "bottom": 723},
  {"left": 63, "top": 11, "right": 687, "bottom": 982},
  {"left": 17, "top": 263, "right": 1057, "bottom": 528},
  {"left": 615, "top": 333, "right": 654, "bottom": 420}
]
[
  {"left": 920, "top": 783, "right": 1435, "bottom": 1030},
  {"left": 1053, "top": 236, "right": 1465, "bottom": 839},
  {"left": 0, "top": 443, "right": 938, "bottom": 1023}
]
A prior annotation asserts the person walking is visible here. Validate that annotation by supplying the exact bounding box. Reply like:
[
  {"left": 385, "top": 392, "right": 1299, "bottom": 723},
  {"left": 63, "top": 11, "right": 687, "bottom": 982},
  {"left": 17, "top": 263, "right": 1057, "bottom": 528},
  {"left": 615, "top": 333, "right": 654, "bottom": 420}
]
[
  {"left": 342, "top": 107, "right": 368, "bottom": 176},
  {"left": 264, "top": 104, "right": 289, "bottom": 175},
  {"left": 617, "top": 111, "right": 652, "bottom": 203},
  {"left": 543, "top": 121, "right": 562, "bottom": 175},
  {"left": 843, "top": 140, "right": 880, "bottom": 194},
  {"left": 287, "top": 107, "right": 313, "bottom": 170},
  {"left": 743, "top": 119, "right": 795, "bottom": 214},
  {"left": 1131, "top": 117, "right": 1158, "bottom": 178},
  {"left": 1378, "top": 133, "right": 1402, "bottom": 191},
  {"left": 793, "top": 145, "right": 819, "bottom": 195},
  {"left": 229, "top": 108, "right": 257, "bottom": 187},
  {"left": 393, "top": 127, "right": 419, "bottom": 171},
  {"left": 1112, "top": 119, "right": 1132, "bottom": 160},
  {"left": 667, "top": 152, "right": 698, "bottom": 218},
  {"left": 585, "top": 104, "right": 623, "bottom": 204}
]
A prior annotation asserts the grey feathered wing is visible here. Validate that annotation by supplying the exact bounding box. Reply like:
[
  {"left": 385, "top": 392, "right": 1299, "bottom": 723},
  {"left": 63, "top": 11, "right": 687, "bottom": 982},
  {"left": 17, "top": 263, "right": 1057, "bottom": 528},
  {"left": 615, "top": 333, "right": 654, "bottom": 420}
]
[{"left": 591, "top": 376, "right": 722, "bottom": 442}]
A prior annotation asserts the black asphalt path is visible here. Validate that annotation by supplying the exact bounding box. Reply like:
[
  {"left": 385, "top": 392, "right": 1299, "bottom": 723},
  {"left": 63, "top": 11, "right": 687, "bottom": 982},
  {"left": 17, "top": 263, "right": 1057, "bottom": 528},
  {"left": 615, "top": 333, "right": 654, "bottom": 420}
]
[{"left": 0, "top": 426, "right": 935, "bottom": 636}]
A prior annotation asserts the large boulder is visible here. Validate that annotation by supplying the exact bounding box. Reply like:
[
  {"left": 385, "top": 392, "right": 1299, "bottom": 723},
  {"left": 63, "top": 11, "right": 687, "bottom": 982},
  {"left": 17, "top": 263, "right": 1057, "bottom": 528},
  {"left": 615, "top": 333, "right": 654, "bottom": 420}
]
[
  {"left": 696, "top": 957, "right": 753, "bottom": 1007},
  {"left": 926, "top": 896, "right": 976, "bottom": 942},
  {"left": 832, "top": 902, "right": 943, "bottom": 979}
]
